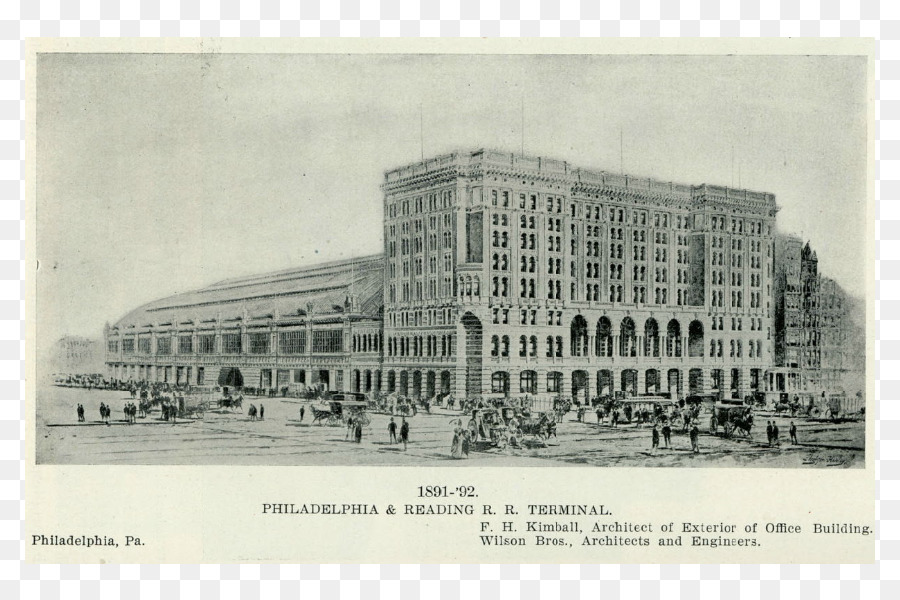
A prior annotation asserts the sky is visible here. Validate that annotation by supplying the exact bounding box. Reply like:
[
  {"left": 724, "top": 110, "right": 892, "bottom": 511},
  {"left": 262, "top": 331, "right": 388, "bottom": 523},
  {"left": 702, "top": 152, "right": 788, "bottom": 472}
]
[{"left": 35, "top": 52, "right": 869, "bottom": 346}]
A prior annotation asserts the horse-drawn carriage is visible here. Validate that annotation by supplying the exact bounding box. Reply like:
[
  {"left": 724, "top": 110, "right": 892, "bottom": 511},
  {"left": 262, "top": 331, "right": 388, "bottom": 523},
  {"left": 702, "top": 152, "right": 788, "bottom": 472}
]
[
  {"left": 812, "top": 393, "right": 865, "bottom": 421},
  {"left": 467, "top": 408, "right": 510, "bottom": 448},
  {"left": 709, "top": 403, "right": 754, "bottom": 438},
  {"left": 217, "top": 394, "right": 243, "bottom": 412},
  {"left": 180, "top": 397, "right": 208, "bottom": 420},
  {"left": 311, "top": 397, "right": 371, "bottom": 427}
]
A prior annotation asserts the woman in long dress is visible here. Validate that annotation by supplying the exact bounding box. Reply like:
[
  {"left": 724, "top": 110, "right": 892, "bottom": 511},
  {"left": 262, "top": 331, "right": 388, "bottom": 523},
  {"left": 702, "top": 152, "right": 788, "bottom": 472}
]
[{"left": 450, "top": 420, "right": 464, "bottom": 459}]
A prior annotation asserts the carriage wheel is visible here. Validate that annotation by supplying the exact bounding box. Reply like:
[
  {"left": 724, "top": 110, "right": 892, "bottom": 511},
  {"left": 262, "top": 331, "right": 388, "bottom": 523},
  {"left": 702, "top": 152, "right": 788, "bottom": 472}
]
[
  {"left": 810, "top": 407, "right": 821, "bottom": 418},
  {"left": 359, "top": 414, "right": 371, "bottom": 427}
]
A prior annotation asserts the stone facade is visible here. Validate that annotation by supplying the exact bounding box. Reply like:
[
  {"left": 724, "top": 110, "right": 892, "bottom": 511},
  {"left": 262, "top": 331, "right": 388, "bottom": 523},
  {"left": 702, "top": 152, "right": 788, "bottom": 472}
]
[
  {"left": 381, "top": 150, "right": 777, "bottom": 402},
  {"left": 106, "top": 148, "right": 858, "bottom": 402}
]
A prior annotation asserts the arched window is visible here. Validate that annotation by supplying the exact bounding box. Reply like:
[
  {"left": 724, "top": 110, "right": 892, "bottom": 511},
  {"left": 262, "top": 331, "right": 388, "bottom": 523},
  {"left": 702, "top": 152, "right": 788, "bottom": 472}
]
[
  {"left": 667, "top": 319, "right": 682, "bottom": 357},
  {"left": 520, "top": 370, "right": 537, "bottom": 394},
  {"left": 645, "top": 318, "right": 659, "bottom": 357},
  {"left": 570, "top": 316, "right": 588, "bottom": 357},
  {"left": 529, "top": 336, "right": 537, "bottom": 357},
  {"left": 597, "top": 317, "right": 613, "bottom": 357},
  {"left": 620, "top": 317, "right": 637, "bottom": 357},
  {"left": 501, "top": 335, "right": 510, "bottom": 357},
  {"left": 491, "top": 335, "right": 499, "bottom": 357},
  {"left": 491, "top": 372, "right": 510, "bottom": 394},
  {"left": 519, "top": 335, "right": 527, "bottom": 357}
]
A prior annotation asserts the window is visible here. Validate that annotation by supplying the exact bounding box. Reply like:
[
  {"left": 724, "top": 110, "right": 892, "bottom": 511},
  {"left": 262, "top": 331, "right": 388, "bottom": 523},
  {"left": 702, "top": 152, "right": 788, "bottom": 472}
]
[
  {"left": 138, "top": 337, "right": 152, "bottom": 354},
  {"left": 178, "top": 335, "right": 192, "bottom": 354},
  {"left": 107, "top": 340, "right": 118, "bottom": 353},
  {"left": 199, "top": 334, "right": 215, "bottom": 354},
  {"left": 156, "top": 337, "right": 171, "bottom": 356},
  {"left": 279, "top": 331, "right": 306, "bottom": 354},
  {"left": 222, "top": 333, "right": 242, "bottom": 354},
  {"left": 312, "top": 330, "right": 343, "bottom": 353},
  {"left": 122, "top": 338, "right": 135, "bottom": 355},
  {"left": 492, "top": 372, "right": 510, "bottom": 394},
  {"left": 547, "top": 371, "right": 562, "bottom": 393},
  {"left": 520, "top": 371, "right": 537, "bottom": 394},
  {"left": 248, "top": 332, "right": 270, "bottom": 354}
]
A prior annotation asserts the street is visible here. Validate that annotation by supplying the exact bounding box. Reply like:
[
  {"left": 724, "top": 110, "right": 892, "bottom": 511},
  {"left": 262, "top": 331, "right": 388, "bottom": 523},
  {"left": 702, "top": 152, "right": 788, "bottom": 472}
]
[{"left": 36, "top": 385, "right": 865, "bottom": 467}]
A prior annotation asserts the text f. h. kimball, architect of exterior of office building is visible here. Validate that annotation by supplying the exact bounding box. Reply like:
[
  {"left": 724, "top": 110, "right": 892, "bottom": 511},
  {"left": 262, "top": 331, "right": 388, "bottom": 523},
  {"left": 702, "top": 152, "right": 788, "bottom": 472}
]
[{"left": 104, "top": 148, "right": 846, "bottom": 402}]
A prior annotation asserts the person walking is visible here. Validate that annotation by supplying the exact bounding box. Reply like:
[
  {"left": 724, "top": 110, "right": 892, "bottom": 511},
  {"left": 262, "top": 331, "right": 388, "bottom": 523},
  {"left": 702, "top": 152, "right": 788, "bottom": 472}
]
[
  {"left": 690, "top": 422, "right": 700, "bottom": 453},
  {"left": 651, "top": 424, "right": 660, "bottom": 451},
  {"left": 596, "top": 408, "right": 603, "bottom": 424},
  {"left": 662, "top": 422, "right": 671, "bottom": 448},
  {"left": 790, "top": 421, "right": 798, "bottom": 445},
  {"left": 766, "top": 421, "right": 774, "bottom": 446},
  {"left": 400, "top": 417, "right": 410, "bottom": 451},
  {"left": 299, "top": 405, "right": 305, "bottom": 422},
  {"left": 346, "top": 416, "right": 355, "bottom": 441},
  {"left": 772, "top": 421, "right": 780, "bottom": 447},
  {"left": 388, "top": 417, "right": 398, "bottom": 444},
  {"left": 259, "top": 404, "right": 264, "bottom": 421},
  {"left": 354, "top": 421, "right": 363, "bottom": 443}
]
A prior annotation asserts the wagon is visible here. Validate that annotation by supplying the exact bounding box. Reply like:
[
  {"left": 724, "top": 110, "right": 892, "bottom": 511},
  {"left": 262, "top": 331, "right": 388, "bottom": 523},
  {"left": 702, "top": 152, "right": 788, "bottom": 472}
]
[
  {"left": 709, "top": 404, "right": 754, "bottom": 438},
  {"left": 311, "top": 399, "right": 371, "bottom": 427},
  {"left": 467, "top": 409, "right": 509, "bottom": 448},
  {"left": 181, "top": 399, "right": 209, "bottom": 420}
]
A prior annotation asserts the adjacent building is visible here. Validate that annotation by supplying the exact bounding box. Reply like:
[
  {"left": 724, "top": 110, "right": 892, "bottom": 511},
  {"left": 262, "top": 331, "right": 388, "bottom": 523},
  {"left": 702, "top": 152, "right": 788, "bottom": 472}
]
[
  {"left": 772, "top": 235, "right": 852, "bottom": 394},
  {"left": 104, "top": 148, "right": 859, "bottom": 401}
]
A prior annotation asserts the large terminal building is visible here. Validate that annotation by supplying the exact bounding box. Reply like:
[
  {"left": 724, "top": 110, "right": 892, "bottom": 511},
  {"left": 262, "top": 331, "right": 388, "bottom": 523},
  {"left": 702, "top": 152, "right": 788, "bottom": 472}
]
[{"left": 105, "top": 149, "right": 842, "bottom": 401}]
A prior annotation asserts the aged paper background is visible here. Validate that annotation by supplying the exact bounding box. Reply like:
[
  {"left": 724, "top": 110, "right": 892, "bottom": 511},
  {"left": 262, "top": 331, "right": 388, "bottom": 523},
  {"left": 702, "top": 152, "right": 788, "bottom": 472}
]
[{"left": 25, "top": 37, "right": 875, "bottom": 564}]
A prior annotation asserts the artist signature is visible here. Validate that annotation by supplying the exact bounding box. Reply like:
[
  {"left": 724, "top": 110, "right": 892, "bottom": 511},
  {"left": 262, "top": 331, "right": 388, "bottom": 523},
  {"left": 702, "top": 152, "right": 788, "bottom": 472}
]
[{"left": 802, "top": 455, "right": 847, "bottom": 466}]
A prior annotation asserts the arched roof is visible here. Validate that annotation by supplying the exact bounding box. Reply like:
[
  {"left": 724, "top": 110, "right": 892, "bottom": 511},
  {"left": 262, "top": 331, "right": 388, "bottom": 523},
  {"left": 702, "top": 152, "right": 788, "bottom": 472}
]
[{"left": 111, "top": 254, "right": 384, "bottom": 330}]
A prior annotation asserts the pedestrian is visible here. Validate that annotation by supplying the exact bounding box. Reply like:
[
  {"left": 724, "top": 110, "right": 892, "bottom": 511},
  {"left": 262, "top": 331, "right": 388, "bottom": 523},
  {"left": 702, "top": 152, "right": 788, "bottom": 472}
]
[
  {"left": 355, "top": 421, "right": 363, "bottom": 443},
  {"left": 772, "top": 421, "right": 780, "bottom": 447},
  {"left": 690, "top": 422, "right": 700, "bottom": 453},
  {"left": 611, "top": 409, "right": 619, "bottom": 428},
  {"left": 596, "top": 408, "right": 603, "bottom": 424},
  {"left": 652, "top": 424, "right": 660, "bottom": 450},
  {"left": 790, "top": 421, "right": 798, "bottom": 445},
  {"left": 299, "top": 405, "right": 305, "bottom": 422},
  {"left": 766, "top": 421, "right": 774, "bottom": 446},
  {"left": 662, "top": 422, "right": 671, "bottom": 448},
  {"left": 388, "top": 417, "right": 398, "bottom": 444},
  {"left": 400, "top": 417, "right": 410, "bottom": 451},
  {"left": 99, "top": 402, "right": 106, "bottom": 423},
  {"left": 76, "top": 404, "right": 82, "bottom": 422},
  {"left": 260, "top": 404, "right": 264, "bottom": 421},
  {"left": 346, "top": 416, "right": 355, "bottom": 440}
]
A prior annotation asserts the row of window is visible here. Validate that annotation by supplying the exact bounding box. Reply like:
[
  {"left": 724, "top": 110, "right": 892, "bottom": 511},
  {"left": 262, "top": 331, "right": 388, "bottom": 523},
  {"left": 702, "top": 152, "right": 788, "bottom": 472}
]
[{"left": 387, "top": 334, "right": 454, "bottom": 358}]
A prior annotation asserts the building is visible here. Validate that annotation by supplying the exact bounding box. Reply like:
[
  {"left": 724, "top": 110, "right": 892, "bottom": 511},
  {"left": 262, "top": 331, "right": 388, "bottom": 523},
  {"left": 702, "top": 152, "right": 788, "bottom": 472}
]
[
  {"left": 105, "top": 255, "right": 385, "bottom": 394},
  {"left": 105, "top": 148, "right": 796, "bottom": 402},
  {"left": 381, "top": 150, "right": 777, "bottom": 402},
  {"left": 772, "top": 235, "right": 853, "bottom": 394}
]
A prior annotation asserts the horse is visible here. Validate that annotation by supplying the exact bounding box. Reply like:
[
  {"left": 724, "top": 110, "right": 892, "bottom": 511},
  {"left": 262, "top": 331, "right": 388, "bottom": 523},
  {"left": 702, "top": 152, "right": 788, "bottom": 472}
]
[{"left": 729, "top": 411, "right": 754, "bottom": 437}]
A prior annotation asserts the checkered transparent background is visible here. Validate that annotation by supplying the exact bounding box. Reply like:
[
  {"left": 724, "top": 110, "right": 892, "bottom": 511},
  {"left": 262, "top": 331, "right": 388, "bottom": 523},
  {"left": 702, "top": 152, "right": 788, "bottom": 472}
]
[{"left": 0, "top": 0, "right": 896, "bottom": 597}]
